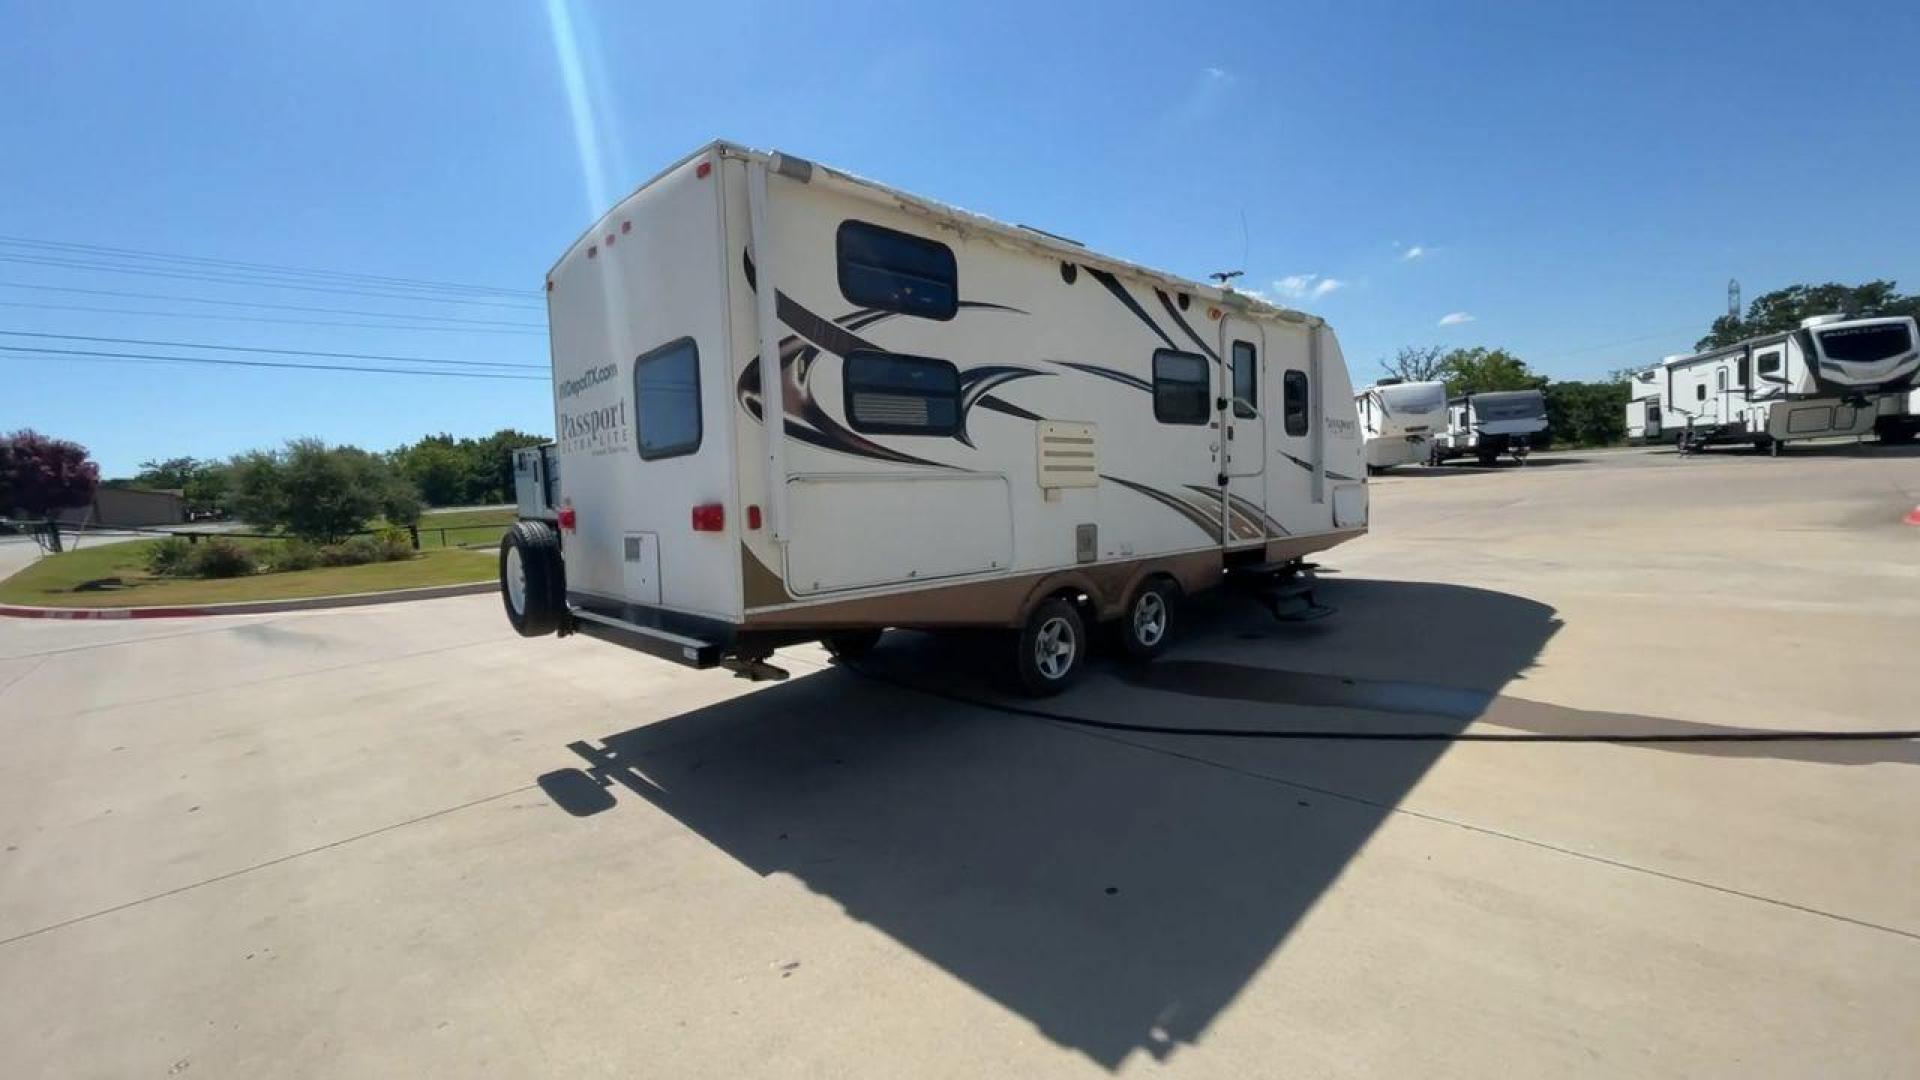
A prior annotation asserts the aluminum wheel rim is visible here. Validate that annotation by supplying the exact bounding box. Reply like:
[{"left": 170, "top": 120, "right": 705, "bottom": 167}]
[
  {"left": 1132, "top": 592, "right": 1167, "bottom": 647},
  {"left": 505, "top": 545, "right": 527, "bottom": 614},
  {"left": 1034, "top": 616, "right": 1076, "bottom": 680}
]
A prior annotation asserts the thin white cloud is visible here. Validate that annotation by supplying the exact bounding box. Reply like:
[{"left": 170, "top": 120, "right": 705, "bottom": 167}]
[
  {"left": 1438, "top": 311, "right": 1475, "bottom": 326},
  {"left": 1274, "top": 273, "right": 1343, "bottom": 301},
  {"left": 1400, "top": 245, "right": 1426, "bottom": 262}
]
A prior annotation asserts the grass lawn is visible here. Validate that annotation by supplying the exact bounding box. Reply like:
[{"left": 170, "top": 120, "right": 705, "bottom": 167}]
[
  {"left": 413, "top": 506, "right": 518, "bottom": 550},
  {"left": 0, "top": 537, "right": 495, "bottom": 609}
]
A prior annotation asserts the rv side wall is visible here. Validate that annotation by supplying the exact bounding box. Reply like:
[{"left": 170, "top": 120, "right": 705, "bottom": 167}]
[{"left": 718, "top": 158, "right": 1364, "bottom": 626}]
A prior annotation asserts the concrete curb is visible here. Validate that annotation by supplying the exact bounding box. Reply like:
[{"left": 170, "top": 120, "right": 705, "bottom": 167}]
[{"left": 0, "top": 580, "right": 495, "bottom": 620}]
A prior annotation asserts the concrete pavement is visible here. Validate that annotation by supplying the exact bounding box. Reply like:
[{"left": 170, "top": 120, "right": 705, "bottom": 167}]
[{"left": 1, "top": 445, "right": 1917, "bottom": 1077}]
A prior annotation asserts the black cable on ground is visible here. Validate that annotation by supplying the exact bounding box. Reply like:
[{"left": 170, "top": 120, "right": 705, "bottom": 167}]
[{"left": 843, "top": 661, "right": 1920, "bottom": 744}]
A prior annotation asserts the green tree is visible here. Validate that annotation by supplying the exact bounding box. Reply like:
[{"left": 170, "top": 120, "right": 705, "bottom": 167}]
[
  {"left": 226, "top": 439, "right": 421, "bottom": 541},
  {"left": 1696, "top": 280, "right": 1920, "bottom": 350},
  {"left": 133, "top": 456, "right": 203, "bottom": 490},
  {"left": 182, "top": 463, "right": 231, "bottom": 517},
  {"left": 1543, "top": 381, "right": 1629, "bottom": 447},
  {"left": 1438, "top": 347, "right": 1547, "bottom": 397},
  {"left": 395, "top": 441, "right": 471, "bottom": 507}
]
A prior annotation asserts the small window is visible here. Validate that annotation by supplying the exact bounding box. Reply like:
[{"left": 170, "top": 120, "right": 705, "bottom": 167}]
[
  {"left": 836, "top": 220, "right": 957, "bottom": 320},
  {"left": 1283, "top": 370, "right": 1310, "bottom": 436},
  {"left": 1695, "top": 383, "right": 1706, "bottom": 401},
  {"left": 1716, "top": 369, "right": 1727, "bottom": 392},
  {"left": 1737, "top": 357, "right": 1749, "bottom": 386},
  {"left": 634, "top": 337, "right": 702, "bottom": 460},
  {"left": 1757, "top": 350, "right": 1782, "bottom": 376},
  {"left": 1231, "top": 340, "right": 1258, "bottom": 419},
  {"left": 843, "top": 350, "right": 959, "bottom": 435},
  {"left": 1152, "top": 349, "right": 1210, "bottom": 424}
]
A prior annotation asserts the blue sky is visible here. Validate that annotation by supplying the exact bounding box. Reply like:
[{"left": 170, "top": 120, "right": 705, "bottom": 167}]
[{"left": 4, "top": 0, "right": 1917, "bottom": 475}]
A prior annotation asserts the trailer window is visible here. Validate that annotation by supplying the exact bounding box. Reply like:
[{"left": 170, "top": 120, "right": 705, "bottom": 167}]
[
  {"left": 633, "top": 337, "right": 702, "bottom": 460},
  {"left": 1757, "top": 350, "right": 1781, "bottom": 377},
  {"left": 1283, "top": 370, "right": 1310, "bottom": 436},
  {"left": 1231, "top": 340, "right": 1258, "bottom": 419},
  {"left": 1152, "top": 349, "right": 1210, "bottom": 424},
  {"left": 837, "top": 220, "right": 957, "bottom": 321},
  {"left": 843, "top": 350, "right": 959, "bottom": 435},
  {"left": 1716, "top": 369, "right": 1726, "bottom": 393},
  {"left": 1737, "top": 357, "right": 1749, "bottom": 386},
  {"left": 1695, "top": 384, "right": 1705, "bottom": 401},
  {"left": 1818, "top": 323, "right": 1913, "bottom": 364}
]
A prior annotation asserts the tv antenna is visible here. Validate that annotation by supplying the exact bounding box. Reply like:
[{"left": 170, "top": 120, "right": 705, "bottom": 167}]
[
  {"left": 1728, "top": 278, "right": 1741, "bottom": 319},
  {"left": 1210, "top": 270, "right": 1244, "bottom": 287}
]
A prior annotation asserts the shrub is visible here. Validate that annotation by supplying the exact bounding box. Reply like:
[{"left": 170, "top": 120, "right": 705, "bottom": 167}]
[
  {"left": 186, "top": 537, "right": 257, "bottom": 578},
  {"left": 146, "top": 537, "right": 193, "bottom": 577},
  {"left": 270, "top": 540, "right": 322, "bottom": 572},
  {"left": 224, "top": 439, "right": 423, "bottom": 542},
  {"left": 377, "top": 527, "right": 415, "bottom": 562}
]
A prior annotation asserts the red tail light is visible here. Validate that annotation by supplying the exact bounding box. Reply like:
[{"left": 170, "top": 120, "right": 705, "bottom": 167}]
[
  {"left": 691, "top": 503, "right": 724, "bottom": 532},
  {"left": 746, "top": 504, "right": 762, "bottom": 530},
  {"left": 557, "top": 504, "right": 576, "bottom": 532}
]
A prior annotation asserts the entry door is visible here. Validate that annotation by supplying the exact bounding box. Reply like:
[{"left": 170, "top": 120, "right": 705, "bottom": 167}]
[{"left": 1220, "top": 317, "right": 1267, "bottom": 544}]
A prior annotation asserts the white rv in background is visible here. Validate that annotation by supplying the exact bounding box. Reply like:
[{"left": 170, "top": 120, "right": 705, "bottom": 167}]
[
  {"left": 1624, "top": 365, "right": 1666, "bottom": 443},
  {"left": 1872, "top": 386, "right": 1920, "bottom": 444},
  {"left": 1430, "top": 389, "right": 1548, "bottom": 465},
  {"left": 1354, "top": 378, "right": 1447, "bottom": 472},
  {"left": 498, "top": 141, "right": 1369, "bottom": 695},
  {"left": 1629, "top": 314, "right": 1919, "bottom": 454}
]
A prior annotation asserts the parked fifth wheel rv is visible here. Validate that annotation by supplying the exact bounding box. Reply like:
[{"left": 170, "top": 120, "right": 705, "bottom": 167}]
[
  {"left": 1629, "top": 314, "right": 1920, "bottom": 455},
  {"left": 1354, "top": 378, "right": 1447, "bottom": 472},
  {"left": 497, "top": 141, "right": 1369, "bottom": 695},
  {"left": 1429, "top": 389, "right": 1548, "bottom": 466}
]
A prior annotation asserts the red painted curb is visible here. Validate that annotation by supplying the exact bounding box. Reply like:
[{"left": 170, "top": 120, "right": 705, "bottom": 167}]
[
  {"left": 0, "top": 580, "right": 494, "bottom": 620},
  {"left": 1906, "top": 506, "right": 1920, "bottom": 526},
  {"left": 0, "top": 605, "right": 208, "bottom": 620}
]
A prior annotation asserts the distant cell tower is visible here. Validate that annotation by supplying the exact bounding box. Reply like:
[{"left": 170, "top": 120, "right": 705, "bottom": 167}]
[{"left": 1728, "top": 278, "right": 1741, "bottom": 319}]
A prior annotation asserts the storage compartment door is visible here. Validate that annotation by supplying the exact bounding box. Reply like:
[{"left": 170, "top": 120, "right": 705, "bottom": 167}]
[{"left": 784, "top": 474, "right": 1012, "bottom": 595}]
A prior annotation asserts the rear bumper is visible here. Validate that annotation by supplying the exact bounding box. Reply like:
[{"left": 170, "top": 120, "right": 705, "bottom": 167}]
[{"left": 570, "top": 607, "right": 724, "bottom": 668}]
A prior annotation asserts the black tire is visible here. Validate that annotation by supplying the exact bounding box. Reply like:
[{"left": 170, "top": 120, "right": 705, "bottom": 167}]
[
  {"left": 1879, "top": 427, "right": 1916, "bottom": 445},
  {"left": 500, "top": 520, "right": 564, "bottom": 637},
  {"left": 1476, "top": 450, "right": 1499, "bottom": 467},
  {"left": 1012, "top": 598, "right": 1086, "bottom": 697},
  {"left": 1117, "top": 578, "right": 1178, "bottom": 663},
  {"left": 822, "top": 628, "right": 883, "bottom": 660}
]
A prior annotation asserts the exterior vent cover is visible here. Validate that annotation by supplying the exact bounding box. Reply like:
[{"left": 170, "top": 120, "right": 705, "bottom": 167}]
[{"left": 1037, "top": 421, "right": 1098, "bottom": 489}]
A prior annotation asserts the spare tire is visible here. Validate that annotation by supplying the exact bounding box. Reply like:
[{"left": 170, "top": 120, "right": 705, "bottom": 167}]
[{"left": 500, "top": 520, "right": 565, "bottom": 637}]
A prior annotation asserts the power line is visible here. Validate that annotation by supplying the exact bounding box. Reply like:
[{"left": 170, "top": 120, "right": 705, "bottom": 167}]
[
  {"left": 0, "top": 299, "right": 547, "bottom": 336},
  {"left": 0, "top": 253, "right": 547, "bottom": 310},
  {"left": 0, "top": 281, "right": 546, "bottom": 328},
  {"left": 0, "top": 344, "right": 547, "bottom": 381},
  {"left": 0, "top": 235, "right": 540, "bottom": 299},
  {"left": 0, "top": 330, "right": 546, "bottom": 370}
]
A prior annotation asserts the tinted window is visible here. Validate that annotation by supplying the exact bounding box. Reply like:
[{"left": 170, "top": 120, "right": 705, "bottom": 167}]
[
  {"left": 634, "top": 337, "right": 701, "bottom": 460},
  {"left": 1716, "top": 369, "right": 1726, "bottom": 392},
  {"left": 837, "top": 220, "right": 957, "bottom": 320},
  {"left": 1283, "top": 370, "right": 1309, "bottom": 436},
  {"left": 1231, "top": 340, "right": 1257, "bottom": 419},
  {"left": 1818, "top": 323, "right": 1913, "bottom": 364},
  {"left": 1757, "top": 350, "right": 1782, "bottom": 376},
  {"left": 1152, "top": 349, "right": 1210, "bottom": 424},
  {"left": 843, "top": 350, "right": 959, "bottom": 435},
  {"left": 1737, "top": 357, "right": 1749, "bottom": 386},
  {"left": 1695, "top": 384, "right": 1705, "bottom": 401}
]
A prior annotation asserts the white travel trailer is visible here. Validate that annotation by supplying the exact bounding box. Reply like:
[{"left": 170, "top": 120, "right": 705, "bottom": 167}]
[
  {"left": 1634, "top": 315, "right": 1919, "bottom": 454},
  {"left": 498, "top": 141, "right": 1369, "bottom": 694},
  {"left": 1354, "top": 378, "right": 1447, "bottom": 472},
  {"left": 1872, "top": 386, "right": 1920, "bottom": 444},
  {"left": 511, "top": 443, "right": 560, "bottom": 521},
  {"left": 1430, "top": 389, "right": 1548, "bottom": 465},
  {"left": 1624, "top": 365, "right": 1666, "bottom": 443}
]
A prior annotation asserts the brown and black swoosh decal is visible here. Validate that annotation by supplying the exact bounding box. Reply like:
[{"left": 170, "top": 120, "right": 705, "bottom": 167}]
[
  {"left": 1187, "top": 485, "right": 1287, "bottom": 537},
  {"left": 1156, "top": 288, "right": 1220, "bottom": 364},
  {"left": 1102, "top": 475, "right": 1218, "bottom": 539},
  {"left": 1084, "top": 266, "right": 1177, "bottom": 351},
  {"left": 1058, "top": 361, "right": 1152, "bottom": 393},
  {"left": 1279, "top": 450, "right": 1357, "bottom": 483}
]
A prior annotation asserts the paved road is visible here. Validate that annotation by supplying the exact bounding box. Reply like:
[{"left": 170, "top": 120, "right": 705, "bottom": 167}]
[{"left": 2, "top": 445, "right": 1917, "bottom": 1077}]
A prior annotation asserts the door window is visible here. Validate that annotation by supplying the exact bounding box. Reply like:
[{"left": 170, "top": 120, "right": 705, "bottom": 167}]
[{"left": 1231, "top": 340, "right": 1257, "bottom": 418}]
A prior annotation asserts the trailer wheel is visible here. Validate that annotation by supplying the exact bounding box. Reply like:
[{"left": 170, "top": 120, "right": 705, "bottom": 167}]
[
  {"left": 500, "top": 520, "right": 564, "bottom": 637},
  {"left": 1117, "top": 579, "right": 1178, "bottom": 663},
  {"left": 822, "top": 628, "right": 883, "bottom": 660},
  {"left": 1476, "top": 450, "right": 1499, "bottom": 467},
  {"left": 1013, "top": 598, "right": 1086, "bottom": 696}
]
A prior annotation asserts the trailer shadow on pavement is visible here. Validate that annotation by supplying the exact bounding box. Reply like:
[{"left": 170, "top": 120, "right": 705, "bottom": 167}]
[
  {"left": 532, "top": 579, "right": 1555, "bottom": 1068},
  {"left": 533, "top": 574, "right": 1914, "bottom": 1069}
]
